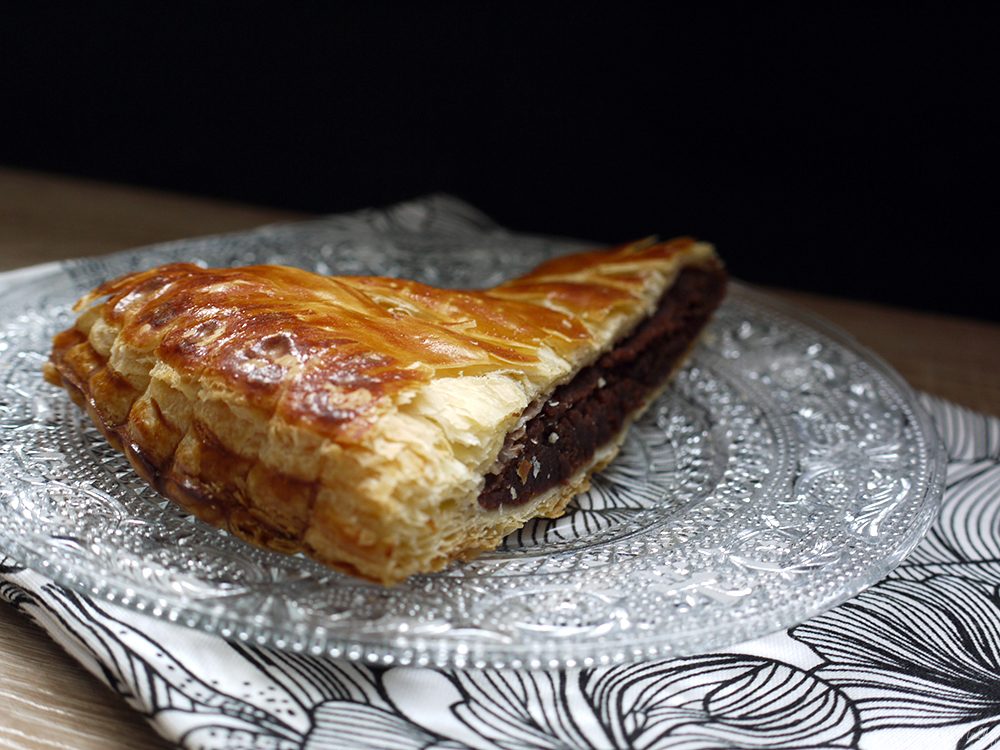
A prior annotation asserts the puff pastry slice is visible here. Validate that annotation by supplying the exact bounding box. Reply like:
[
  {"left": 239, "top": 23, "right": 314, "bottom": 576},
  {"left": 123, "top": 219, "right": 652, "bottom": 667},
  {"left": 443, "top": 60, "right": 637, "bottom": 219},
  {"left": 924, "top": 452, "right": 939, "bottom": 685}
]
[{"left": 45, "top": 238, "right": 726, "bottom": 583}]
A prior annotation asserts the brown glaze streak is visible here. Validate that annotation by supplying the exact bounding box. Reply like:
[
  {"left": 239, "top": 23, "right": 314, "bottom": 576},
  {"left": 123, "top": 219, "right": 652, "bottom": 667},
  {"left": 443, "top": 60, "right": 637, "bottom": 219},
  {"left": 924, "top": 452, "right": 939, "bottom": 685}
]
[{"left": 503, "top": 237, "right": 694, "bottom": 284}]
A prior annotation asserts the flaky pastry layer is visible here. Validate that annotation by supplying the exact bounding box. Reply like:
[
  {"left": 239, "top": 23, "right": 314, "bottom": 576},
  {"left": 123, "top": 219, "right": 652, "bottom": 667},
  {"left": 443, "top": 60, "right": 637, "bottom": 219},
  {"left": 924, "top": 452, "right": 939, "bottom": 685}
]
[{"left": 45, "top": 237, "right": 723, "bottom": 583}]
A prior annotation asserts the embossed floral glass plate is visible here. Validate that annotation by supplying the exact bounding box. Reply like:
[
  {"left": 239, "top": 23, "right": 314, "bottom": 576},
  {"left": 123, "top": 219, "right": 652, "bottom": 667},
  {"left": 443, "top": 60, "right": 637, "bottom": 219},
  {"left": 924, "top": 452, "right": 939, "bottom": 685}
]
[{"left": 0, "top": 197, "right": 945, "bottom": 668}]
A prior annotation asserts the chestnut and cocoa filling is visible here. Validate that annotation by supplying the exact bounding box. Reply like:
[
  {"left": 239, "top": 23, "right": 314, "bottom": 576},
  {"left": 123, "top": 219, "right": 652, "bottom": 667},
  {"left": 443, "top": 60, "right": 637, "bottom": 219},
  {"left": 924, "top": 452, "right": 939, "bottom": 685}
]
[{"left": 478, "top": 265, "right": 726, "bottom": 510}]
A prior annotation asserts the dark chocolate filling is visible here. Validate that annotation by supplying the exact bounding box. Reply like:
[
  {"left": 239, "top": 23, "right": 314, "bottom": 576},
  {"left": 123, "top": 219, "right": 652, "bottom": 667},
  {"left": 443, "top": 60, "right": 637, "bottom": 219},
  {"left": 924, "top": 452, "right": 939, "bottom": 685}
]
[{"left": 477, "top": 265, "right": 726, "bottom": 510}]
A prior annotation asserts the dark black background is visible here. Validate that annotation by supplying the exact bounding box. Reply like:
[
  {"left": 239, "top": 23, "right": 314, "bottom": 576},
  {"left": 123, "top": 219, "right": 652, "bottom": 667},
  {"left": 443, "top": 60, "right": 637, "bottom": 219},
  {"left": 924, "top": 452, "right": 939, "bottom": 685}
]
[{"left": 2, "top": 4, "right": 997, "bottom": 319}]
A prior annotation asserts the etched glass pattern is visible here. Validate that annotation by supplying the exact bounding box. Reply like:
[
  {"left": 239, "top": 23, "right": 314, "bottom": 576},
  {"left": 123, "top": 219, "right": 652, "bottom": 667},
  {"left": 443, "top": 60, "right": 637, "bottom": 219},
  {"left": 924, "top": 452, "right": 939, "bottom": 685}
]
[{"left": 0, "top": 197, "right": 946, "bottom": 668}]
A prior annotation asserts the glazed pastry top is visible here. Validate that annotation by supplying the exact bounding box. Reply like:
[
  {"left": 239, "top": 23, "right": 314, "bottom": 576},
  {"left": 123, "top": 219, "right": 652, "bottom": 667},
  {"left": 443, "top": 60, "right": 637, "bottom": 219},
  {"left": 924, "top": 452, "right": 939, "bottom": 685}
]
[{"left": 72, "top": 237, "right": 717, "bottom": 442}]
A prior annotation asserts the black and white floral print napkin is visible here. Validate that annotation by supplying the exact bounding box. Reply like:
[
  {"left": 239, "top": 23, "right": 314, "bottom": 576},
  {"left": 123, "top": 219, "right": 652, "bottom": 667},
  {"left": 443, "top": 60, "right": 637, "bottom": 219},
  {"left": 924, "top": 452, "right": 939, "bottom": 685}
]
[{"left": 1, "top": 393, "right": 997, "bottom": 750}]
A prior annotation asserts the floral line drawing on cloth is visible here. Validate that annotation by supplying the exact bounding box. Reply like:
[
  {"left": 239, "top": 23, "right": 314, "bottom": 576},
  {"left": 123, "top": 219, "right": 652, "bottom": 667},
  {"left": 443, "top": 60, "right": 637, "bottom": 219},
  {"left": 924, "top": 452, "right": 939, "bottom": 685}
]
[
  {"left": 0, "top": 395, "right": 995, "bottom": 749},
  {"left": 1, "top": 569, "right": 862, "bottom": 750},
  {"left": 792, "top": 576, "right": 1000, "bottom": 750}
]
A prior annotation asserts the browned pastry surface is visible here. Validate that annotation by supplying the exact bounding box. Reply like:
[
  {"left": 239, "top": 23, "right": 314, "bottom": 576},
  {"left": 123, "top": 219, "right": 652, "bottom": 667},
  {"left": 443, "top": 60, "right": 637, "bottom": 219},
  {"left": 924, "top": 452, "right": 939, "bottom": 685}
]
[{"left": 45, "top": 238, "right": 726, "bottom": 583}]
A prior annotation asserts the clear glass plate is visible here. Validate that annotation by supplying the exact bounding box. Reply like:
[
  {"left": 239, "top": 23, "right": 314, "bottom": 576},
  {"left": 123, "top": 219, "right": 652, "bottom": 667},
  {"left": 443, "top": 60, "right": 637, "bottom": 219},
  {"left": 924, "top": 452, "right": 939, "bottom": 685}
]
[{"left": 0, "top": 196, "right": 945, "bottom": 668}]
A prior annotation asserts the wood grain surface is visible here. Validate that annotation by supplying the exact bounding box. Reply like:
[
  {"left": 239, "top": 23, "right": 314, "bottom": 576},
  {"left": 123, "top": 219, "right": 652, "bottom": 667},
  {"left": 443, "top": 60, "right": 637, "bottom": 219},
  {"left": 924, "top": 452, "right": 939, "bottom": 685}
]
[{"left": 0, "top": 166, "right": 997, "bottom": 750}]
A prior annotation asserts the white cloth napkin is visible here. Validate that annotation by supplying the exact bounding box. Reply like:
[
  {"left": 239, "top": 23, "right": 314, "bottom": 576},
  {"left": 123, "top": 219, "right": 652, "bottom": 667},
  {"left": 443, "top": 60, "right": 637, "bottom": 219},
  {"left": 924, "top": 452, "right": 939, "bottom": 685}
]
[{"left": 1, "top": 393, "right": 997, "bottom": 749}]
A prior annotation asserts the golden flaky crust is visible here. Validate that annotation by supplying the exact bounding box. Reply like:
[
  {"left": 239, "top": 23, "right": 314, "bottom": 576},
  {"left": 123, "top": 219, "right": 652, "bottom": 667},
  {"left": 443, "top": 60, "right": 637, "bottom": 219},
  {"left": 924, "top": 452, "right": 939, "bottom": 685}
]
[{"left": 45, "top": 238, "right": 722, "bottom": 584}]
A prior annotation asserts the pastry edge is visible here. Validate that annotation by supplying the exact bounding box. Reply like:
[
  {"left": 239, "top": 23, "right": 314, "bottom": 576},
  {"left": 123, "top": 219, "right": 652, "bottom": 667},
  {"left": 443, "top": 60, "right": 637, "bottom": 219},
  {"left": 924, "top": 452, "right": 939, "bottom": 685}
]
[
  {"left": 44, "top": 240, "right": 724, "bottom": 585},
  {"left": 44, "top": 328, "right": 701, "bottom": 585}
]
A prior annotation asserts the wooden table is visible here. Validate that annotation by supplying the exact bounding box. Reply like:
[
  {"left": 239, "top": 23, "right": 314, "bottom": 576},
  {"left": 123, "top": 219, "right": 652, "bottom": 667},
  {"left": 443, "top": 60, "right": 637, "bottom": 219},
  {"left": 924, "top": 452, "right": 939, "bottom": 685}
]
[{"left": 1, "top": 167, "right": 997, "bottom": 750}]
